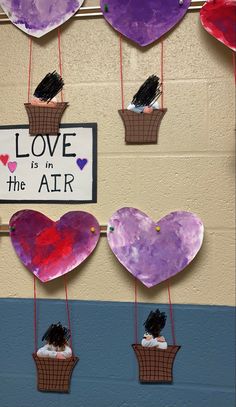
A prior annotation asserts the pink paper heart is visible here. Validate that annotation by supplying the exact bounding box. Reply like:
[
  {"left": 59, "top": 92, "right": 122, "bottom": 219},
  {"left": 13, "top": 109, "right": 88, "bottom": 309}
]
[
  {"left": 0, "top": 0, "right": 84, "bottom": 38},
  {"left": 8, "top": 161, "right": 17, "bottom": 173},
  {"left": 200, "top": 0, "right": 236, "bottom": 51},
  {"left": 107, "top": 208, "right": 204, "bottom": 288},
  {"left": 9, "top": 210, "right": 100, "bottom": 282}
]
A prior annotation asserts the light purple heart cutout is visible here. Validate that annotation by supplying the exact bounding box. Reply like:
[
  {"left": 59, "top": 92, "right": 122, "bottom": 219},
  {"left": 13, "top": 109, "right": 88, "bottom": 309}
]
[
  {"left": 9, "top": 210, "right": 100, "bottom": 282},
  {"left": 100, "top": 0, "right": 191, "bottom": 46},
  {"left": 107, "top": 208, "right": 204, "bottom": 287},
  {"left": 0, "top": 0, "right": 84, "bottom": 37}
]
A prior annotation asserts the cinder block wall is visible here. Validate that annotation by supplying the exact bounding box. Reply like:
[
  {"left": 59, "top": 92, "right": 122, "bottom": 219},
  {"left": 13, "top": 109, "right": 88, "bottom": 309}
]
[{"left": 0, "top": 3, "right": 235, "bottom": 407}]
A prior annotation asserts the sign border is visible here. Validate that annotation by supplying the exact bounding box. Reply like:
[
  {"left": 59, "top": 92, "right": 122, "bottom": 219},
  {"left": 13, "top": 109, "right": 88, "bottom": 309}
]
[{"left": 0, "top": 123, "right": 97, "bottom": 204}]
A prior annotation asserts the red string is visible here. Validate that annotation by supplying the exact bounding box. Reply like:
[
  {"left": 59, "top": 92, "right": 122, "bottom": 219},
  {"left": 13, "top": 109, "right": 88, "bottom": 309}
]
[
  {"left": 33, "top": 275, "right": 37, "bottom": 353},
  {"left": 167, "top": 281, "right": 176, "bottom": 345},
  {"left": 64, "top": 275, "right": 73, "bottom": 352},
  {"left": 57, "top": 28, "right": 64, "bottom": 102},
  {"left": 134, "top": 278, "right": 138, "bottom": 344},
  {"left": 233, "top": 51, "right": 236, "bottom": 85},
  {"left": 119, "top": 33, "right": 125, "bottom": 111},
  {"left": 27, "top": 37, "right": 33, "bottom": 103},
  {"left": 160, "top": 39, "right": 164, "bottom": 110}
]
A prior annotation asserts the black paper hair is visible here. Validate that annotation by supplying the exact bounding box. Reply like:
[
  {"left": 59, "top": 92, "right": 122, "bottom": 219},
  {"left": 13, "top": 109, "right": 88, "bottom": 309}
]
[
  {"left": 33, "top": 71, "right": 64, "bottom": 102},
  {"left": 42, "top": 322, "right": 70, "bottom": 347},
  {"left": 131, "top": 75, "right": 162, "bottom": 107},
  {"left": 143, "top": 309, "right": 167, "bottom": 338}
]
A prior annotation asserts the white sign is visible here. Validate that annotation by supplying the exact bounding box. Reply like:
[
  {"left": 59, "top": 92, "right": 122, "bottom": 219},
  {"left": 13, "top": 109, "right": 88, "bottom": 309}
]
[{"left": 0, "top": 124, "right": 97, "bottom": 203}]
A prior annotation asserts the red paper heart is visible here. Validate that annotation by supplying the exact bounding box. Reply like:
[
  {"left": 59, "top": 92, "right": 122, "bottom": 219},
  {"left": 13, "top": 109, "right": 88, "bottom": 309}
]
[
  {"left": 0, "top": 154, "right": 9, "bottom": 166},
  {"left": 200, "top": 0, "right": 236, "bottom": 51},
  {"left": 9, "top": 210, "right": 100, "bottom": 282}
]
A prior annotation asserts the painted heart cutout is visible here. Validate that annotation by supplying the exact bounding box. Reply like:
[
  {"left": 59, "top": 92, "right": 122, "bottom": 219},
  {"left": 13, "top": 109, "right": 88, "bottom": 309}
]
[
  {"left": 76, "top": 158, "right": 88, "bottom": 170},
  {"left": 8, "top": 161, "right": 17, "bottom": 173},
  {"left": 200, "top": 0, "right": 236, "bottom": 51},
  {"left": 107, "top": 208, "right": 204, "bottom": 288},
  {"left": 9, "top": 210, "right": 100, "bottom": 282},
  {"left": 100, "top": 0, "right": 191, "bottom": 46},
  {"left": 0, "top": 0, "right": 84, "bottom": 38},
  {"left": 0, "top": 154, "right": 9, "bottom": 166}
]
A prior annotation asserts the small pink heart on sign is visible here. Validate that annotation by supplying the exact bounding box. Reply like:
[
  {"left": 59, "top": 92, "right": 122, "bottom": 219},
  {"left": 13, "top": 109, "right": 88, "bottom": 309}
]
[
  {"left": 8, "top": 161, "right": 17, "bottom": 173},
  {"left": 107, "top": 208, "right": 204, "bottom": 288},
  {"left": 0, "top": 154, "right": 9, "bottom": 166},
  {"left": 9, "top": 210, "right": 100, "bottom": 282}
]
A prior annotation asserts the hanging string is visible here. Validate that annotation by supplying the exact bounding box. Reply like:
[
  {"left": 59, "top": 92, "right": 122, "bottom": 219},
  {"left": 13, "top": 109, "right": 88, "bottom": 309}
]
[
  {"left": 134, "top": 278, "right": 138, "bottom": 344},
  {"left": 233, "top": 51, "right": 236, "bottom": 85},
  {"left": 57, "top": 28, "right": 64, "bottom": 102},
  {"left": 64, "top": 275, "right": 73, "bottom": 352},
  {"left": 119, "top": 33, "right": 125, "bottom": 111},
  {"left": 160, "top": 39, "right": 164, "bottom": 110},
  {"left": 167, "top": 281, "right": 176, "bottom": 345},
  {"left": 33, "top": 275, "right": 37, "bottom": 354},
  {"left": 27, "top": 37, "right": 33, "bottom": 103}
]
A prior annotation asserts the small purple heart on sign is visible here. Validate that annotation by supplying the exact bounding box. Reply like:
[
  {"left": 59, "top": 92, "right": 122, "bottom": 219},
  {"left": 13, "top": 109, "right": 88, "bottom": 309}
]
[{"left": 76, "top": 158, "right": 88, "bottom": 170}]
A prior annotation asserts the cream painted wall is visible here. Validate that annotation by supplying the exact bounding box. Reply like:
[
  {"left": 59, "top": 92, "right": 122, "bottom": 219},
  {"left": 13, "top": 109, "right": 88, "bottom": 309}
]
[{"left": 0, "top": 9, "right": 235, "bottom": 305}]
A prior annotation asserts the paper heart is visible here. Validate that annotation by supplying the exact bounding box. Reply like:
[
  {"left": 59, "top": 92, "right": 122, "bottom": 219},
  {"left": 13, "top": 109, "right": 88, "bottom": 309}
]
[
  {"left": 8, "top": 161, "right": 17, "bottom": 173},
  {"left": 107, "top": 208, "right": 204, "bottom": 288},
  {"left": 0, "top": 0, "right": 84, "bottom": 38},
  {"left": 200, "top": 0, "right": 236, "bottom": 51},
  {"left": 76, "top": 158, "right": 88, "bottom": 170},
  {"left": 100, "top": 0, "right": 191, "bottom": 46},
  {"left": 0, "top": 154, "right": 9, "bottom": 166},
  {"left": 9, "top": 210, "right": 100, "bottom": 282}
]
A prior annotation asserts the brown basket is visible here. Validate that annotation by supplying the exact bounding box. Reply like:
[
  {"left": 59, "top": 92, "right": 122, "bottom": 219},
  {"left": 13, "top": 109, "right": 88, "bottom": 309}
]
[
  {"left": 33, "top": 353, "right": 78, "bottom": 393},
  {"left": 24, "top": 102, "right": 68, "bottom": 135},
  {"left": 119, "top": 108, "right": 167, "bottom": 144},
  {"left": 132, "top": 344, "right": 180, "bottom": 383}
]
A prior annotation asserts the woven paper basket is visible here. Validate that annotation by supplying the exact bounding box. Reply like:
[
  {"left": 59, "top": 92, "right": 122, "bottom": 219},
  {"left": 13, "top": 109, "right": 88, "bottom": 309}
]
[
  {"left": 33, "top": 354, "right": 78, "bottom": 392},
  {"left": 119, "top": 109, "right": 167, "bottom": 144},
  {"left": 25, "top": 102, "right": 68, "bottom": 135},
  {"left": 132, "top": 344, "right": 180, "bottom": 383}
]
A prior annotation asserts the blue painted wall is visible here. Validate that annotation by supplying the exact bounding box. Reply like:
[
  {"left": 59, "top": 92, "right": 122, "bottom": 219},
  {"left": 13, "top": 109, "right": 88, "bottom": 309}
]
[{"left": 0, "top": 299, "right": 235, "bottom": 407}]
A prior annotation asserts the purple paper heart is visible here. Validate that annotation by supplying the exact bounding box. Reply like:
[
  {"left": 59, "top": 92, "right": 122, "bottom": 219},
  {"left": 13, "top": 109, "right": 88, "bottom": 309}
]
[
  {"left": 0, "top": 0, "right": 84, "bottom": 37},
  {"left": 107, "top": 208, "right": 204, "bottom": 288},
  {"left": 9, "top": 210, "right": 100, "bottom": 282},
  {"left": 100, "top": 0, "right": 191, "bottom": 46},
  {"left": 76, "top": 158, "right": 88, "bottom": 170}
]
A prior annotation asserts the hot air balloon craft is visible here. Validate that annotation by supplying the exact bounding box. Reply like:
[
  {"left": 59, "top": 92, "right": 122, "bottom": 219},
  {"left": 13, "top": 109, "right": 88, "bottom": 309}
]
[
  {"left": 34, "top": 322, "right": 78, "bottom": 392},
  {"left": 119, "top": 75, "right": 167, "bottom": 143},
  {"left": 133, "top": 309, "right": 180, "bottom": 383},
  {"left": 24, "top": 71, "right": 68, "bottom": 135}
]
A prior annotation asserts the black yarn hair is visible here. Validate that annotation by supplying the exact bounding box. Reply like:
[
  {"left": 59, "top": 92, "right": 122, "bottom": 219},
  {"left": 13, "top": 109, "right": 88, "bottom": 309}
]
[
  {"left": 33, "top": 71, "right": 64, "bottom": 102},
  {"left": 42, "top": 322, "right": 70, "bottom": 347},
  {"left": 143, "top": 309, "right": 167, "bottom": 338},
  {"left": 131, "top": 75, "right": 162, "bottom": 107}
]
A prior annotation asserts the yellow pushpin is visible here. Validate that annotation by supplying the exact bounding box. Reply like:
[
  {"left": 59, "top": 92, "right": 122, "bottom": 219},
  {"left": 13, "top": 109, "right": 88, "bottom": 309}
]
[
  {"left": 90, "top": 227, "right": 95, "bottom": 233},
  {"left": 155, "top": 226, "right": 161, "bottom": 232}
]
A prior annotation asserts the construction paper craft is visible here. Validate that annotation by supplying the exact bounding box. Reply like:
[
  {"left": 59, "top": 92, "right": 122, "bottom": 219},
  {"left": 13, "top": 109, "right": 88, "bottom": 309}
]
[
  {"left": 107, "top": 208, "right": 204, "bottom": 288},
  {"left": 25, "top": 71, "right": 67, "bottom": 135},
  {"left": 200, "top": 0, "right": 236, "bottom": 51},
  {"left": 9, "top": 210, "right": 100, "bottom": 282},
  {"left": 0, "top": 0, "right": 84, "bottom": 37},
  {"left": 100, "top": 0, "right": 191, "bottom": 46}
]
